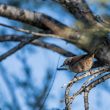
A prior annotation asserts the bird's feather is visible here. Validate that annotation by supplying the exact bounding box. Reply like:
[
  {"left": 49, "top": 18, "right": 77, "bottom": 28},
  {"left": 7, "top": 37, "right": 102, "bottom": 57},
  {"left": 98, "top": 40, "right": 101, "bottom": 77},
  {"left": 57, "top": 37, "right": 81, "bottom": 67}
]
[{"left": 68, "top": 55, "right": 86, "bottom": 65}]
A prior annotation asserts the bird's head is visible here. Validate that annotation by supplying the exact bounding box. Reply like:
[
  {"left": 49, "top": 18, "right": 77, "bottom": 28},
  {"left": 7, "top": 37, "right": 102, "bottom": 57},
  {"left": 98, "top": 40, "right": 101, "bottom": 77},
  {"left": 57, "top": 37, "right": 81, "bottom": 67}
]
[{"left": 60, "top": 58, "right": 72, "bottom": 67}]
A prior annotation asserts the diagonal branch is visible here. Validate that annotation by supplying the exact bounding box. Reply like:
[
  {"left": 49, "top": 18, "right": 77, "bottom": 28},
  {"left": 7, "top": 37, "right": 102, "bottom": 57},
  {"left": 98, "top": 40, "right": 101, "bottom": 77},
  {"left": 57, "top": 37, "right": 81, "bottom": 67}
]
[
  {"left": 0, "top": 22, "right": 80, "bottom": 42},
  {"left": 0, "top": 36, "right": 36, "bottom": 62},
  {"left": 0, "top": 35, "right": 75, "bottom": 57},
  {"left": 65, "top": 66, "right": 110, "bottom": 110},
  {"left": 0, "top": 23, "right": 63, "bottom": 39},
  {"left": 1, "top": 4, "right": 110, "bottom": 64},
  {"left": 82, "top": 73, "right": 110, "bottom": 110},
  {"left": 0, "top": 4, "right": 78, "bottom": 38},
  {"left": 54, "top": 0, "right": 97, "bottom": 26},
  {"left": 0, "top": 35, "right": 108, "bottom": 67},
  {"left": 86, "top": 73, "right": 110, "bottom": 91},
  {"left": 0, "top": 4, "right": 64, "bottom": 30},
  {"left": 70, "top": 69, "right": 105, "bottom": 102}
]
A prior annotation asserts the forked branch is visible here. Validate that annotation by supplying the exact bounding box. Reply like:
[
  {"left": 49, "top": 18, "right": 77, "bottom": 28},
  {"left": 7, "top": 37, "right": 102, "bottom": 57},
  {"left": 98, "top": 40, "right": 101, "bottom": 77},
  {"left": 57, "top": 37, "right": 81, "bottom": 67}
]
[{"left": 65, "top": 66, "right": 110, "bottom": 110}]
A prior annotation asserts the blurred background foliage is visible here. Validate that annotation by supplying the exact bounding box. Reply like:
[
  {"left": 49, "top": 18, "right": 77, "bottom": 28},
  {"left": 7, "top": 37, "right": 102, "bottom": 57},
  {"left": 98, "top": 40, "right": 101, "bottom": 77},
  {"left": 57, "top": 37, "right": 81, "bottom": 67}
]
[{"left": 0, "top": 0, "right": 110, "bottom": 110}]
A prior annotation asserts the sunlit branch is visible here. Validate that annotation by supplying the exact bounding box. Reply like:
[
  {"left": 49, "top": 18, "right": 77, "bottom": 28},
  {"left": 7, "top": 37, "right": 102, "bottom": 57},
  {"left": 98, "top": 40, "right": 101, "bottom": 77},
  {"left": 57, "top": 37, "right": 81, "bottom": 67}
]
[
  {"left": 0, "top": 23, "right": 63, "bottom": 39},
  {"left": 65, "top": 66, "right": 110, "bottom": 110},
  {"left": 82, "top": 73, "right": 110, "bottom": 110},
  {"left": 84, "top": 91, "right": 89, "bottom": 110}
]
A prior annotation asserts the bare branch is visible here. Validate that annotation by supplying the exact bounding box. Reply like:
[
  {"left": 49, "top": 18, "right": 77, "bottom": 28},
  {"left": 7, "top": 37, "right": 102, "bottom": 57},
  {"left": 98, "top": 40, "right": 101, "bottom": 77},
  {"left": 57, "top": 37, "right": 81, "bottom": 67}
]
[
  {"left": 86, "top": 73, "right": 110, "bottom": 91},
  {"left": 71, "top": 71, "right": 102, "bottom": 101},
  {"left": 54, "top": 0, "right": 97, "bottom": 26},
  {"left": 0, "top": 4, "right": 78, "bottom": 38},
  {"left": 82, "top": 73, "right": 110, "bottom": 110},
  {"left": 0, "top": 23, "right": 63, "bottom": 39},
  {"left": 65, "top": 66, "right": 110, "bottom": 110},
  {"left": 0, "top": 4, "right": 64, "bottom": 30},
  {"left": 84, "top": 91, "right": 89, "bottom": 110},
  {"left": 0, "top": 4, "right": 110, "bottom": 53},
  {"left": 0, "top": 35, "right": 75, "bottom": 57},
  {"left": 0, "top": 36, "right": 36, "bottom": 61},
  {"left": 1, "top": 34, "right": 110, "bottom": 68},
  {"left": 1, "top": 4, "right": 110, "bottom": 65}
]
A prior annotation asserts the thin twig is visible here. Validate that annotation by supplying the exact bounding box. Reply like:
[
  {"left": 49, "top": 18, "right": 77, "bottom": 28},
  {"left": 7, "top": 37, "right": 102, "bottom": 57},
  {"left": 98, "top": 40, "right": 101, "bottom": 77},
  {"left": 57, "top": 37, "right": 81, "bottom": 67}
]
[
  {"left": 71, "top": 71, "right": 100, "bottom": 101},
  {"left": 83, "top": 73, "right": 110, "bottom": 110},
  {"left": 84, "top": 90, "right": 89, "bottom": 110},
  {"left": 71, "top": 66, "right": 110, "bottom": 100},
  {"left": 0, "top": 23, "right": 62, "bottom": 39},
  {"left": 0, "top": 37, "right": 36, "bottom": 61},
  {"left": 39, "top": 55, "right": 61, "bottom": 110},
  {"left": 86, "top": 73, "right": 110, "bottom": 91}
]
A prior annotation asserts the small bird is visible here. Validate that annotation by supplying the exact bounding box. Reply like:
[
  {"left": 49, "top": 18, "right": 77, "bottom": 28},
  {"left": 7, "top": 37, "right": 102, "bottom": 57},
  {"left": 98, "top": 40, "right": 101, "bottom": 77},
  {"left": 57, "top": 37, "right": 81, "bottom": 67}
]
[
  {"left": 60, "top": 43, "right": 105, "bottom": 74},
  {"left": 60, "top": 53, "right": 95, "bottom": 73}
]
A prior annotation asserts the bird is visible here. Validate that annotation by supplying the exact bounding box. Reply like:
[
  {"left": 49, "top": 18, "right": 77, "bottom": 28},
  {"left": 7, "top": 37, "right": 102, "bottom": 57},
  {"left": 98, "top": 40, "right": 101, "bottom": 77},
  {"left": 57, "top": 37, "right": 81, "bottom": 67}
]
[
  {"left": 59, "top": 43, "right": 105, "bottom": 74},
  {"left": 60, "top": 53, "right": 95, "bottom": 74}
]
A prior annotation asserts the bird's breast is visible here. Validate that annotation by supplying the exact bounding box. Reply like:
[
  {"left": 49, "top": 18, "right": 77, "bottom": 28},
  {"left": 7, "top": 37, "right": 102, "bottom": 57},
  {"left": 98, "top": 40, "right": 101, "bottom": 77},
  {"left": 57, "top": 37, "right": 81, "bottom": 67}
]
[{"left": 69, "top": 57, "right": 93, "bottom": 73}]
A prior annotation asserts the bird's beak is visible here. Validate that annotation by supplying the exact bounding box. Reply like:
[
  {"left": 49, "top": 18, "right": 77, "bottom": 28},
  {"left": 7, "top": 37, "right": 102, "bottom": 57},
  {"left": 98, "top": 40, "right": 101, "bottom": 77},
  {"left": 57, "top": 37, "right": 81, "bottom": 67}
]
[
  {"left": 60, "top": 64, "right": 65, "bottom": 67},
  {"left": 57, "top": 63, "right": 67, "bottom": 71}
]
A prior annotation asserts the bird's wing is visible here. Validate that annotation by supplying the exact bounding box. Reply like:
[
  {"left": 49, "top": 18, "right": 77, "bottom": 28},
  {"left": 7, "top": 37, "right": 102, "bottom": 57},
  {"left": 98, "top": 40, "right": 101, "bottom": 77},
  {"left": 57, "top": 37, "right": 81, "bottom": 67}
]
[{"left": 70, "top": 55, "right": 86, "bottom": 65}]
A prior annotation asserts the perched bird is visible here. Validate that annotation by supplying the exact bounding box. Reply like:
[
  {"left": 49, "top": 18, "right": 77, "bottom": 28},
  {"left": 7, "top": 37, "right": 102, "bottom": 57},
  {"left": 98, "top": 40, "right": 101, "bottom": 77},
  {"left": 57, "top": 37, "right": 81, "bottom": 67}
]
[
  {"left": 60, "top": 53, "right": 95, "bottom": 73},
  {"left": 59, "top": 43, "right": 105, "bottom": 74}
]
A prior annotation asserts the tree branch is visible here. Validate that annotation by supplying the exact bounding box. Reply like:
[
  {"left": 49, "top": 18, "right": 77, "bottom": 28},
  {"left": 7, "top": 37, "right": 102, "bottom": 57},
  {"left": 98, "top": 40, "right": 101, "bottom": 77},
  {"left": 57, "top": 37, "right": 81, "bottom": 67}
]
[
  {"left": 0, "top": 35, "right": 75, "bottom": 57},
  {"left": 0, "top": 36, "right": 36, "bottom": 61},
  {"left": 0, "top": 4, "right": 110, "bottom": 66},
  {"left": 0, "top": 22, "right": 63, "bottom": 39},
  {"left": 70, "top": 70, "right": 104, "bottom": 102},
  {"left": 86, "top": 73, "right": 110, "bottom": 91},
  {"left": 0, "top": 35, "right": 109, "bottom": 68},
  {"left": 54, "top": 0, "right": 97, "bottom": 26},
  {"left": 82, "top": 73, "right": 110, "bottom": 110},
  {"left": 0, "top": 4, "right": 78, "bottom": 38},
  {"left": 65, "top": 66, "right": 110, "bottom": 110},
  {"left": 84, "top": 91, "right": 89, "bottom": 110},
  {"left": 0, "top": 4, "right": 57, "bottom": 30}
]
